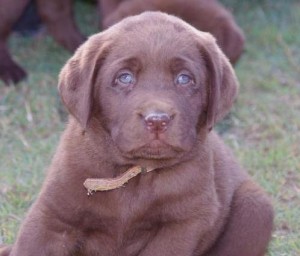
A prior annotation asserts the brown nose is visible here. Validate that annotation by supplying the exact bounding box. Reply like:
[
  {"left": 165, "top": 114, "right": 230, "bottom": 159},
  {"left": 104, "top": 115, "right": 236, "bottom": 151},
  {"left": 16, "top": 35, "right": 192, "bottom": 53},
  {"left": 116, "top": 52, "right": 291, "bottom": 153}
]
[{"left": 144, "top": 112, "right": 172, "bottom": 133}]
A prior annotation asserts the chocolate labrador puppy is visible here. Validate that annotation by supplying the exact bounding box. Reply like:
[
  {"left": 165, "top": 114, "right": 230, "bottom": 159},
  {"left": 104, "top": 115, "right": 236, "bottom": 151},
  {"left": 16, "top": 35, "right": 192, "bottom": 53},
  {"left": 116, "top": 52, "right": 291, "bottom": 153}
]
[{"left": 0, "top": 12, "right": 273, "bottom": 256}]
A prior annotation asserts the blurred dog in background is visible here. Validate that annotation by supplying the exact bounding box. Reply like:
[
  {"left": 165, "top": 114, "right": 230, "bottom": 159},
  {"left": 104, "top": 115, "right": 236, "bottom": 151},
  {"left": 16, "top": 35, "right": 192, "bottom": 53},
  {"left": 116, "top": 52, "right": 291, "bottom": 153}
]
[
  {"left": 100, "top": 0, "right": 245, "bottom": 65},
  {"left": 0, "top": 0, "right": 244, "bottom": 85}
]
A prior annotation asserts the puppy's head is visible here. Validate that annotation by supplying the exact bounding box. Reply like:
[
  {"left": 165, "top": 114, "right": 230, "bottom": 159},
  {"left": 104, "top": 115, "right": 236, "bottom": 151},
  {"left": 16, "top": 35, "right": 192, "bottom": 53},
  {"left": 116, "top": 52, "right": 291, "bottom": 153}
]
[{"left": 59, "top": 12, "right": 238, "bottom": 161}]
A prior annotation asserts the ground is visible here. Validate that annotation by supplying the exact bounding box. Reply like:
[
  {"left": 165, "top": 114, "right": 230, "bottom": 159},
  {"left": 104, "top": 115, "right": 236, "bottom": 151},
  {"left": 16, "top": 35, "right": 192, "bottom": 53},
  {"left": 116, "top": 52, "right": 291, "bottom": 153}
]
[{"left": 0, "top": 0, "right": 299, "bottom": 255}]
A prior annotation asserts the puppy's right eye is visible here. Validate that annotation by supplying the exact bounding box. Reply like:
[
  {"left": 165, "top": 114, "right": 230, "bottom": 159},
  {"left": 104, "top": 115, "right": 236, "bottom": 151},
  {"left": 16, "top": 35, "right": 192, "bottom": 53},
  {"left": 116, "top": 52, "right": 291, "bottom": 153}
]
[
  {"left": 115, "top": 72, "right": 135, "bottom": 86},
  {"left": 175, "top": 73, "right": 194, "bottom": 87}
]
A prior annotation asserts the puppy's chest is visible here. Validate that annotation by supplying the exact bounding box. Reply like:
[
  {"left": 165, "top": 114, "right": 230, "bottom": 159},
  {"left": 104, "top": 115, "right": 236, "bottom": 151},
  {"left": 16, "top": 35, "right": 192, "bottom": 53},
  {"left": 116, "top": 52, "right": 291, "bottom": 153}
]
[
  {"left": 83, "top": 176, "right": 163, "bottom": 231},
  {"left": 71, "top": 168, "right": 218, "bottom": 255},
  {"left": 77, "top": 179, "right": 164, "bottom": 254},
  {"left": 81, "top": 169, "right": 211, "bottom": 233}
]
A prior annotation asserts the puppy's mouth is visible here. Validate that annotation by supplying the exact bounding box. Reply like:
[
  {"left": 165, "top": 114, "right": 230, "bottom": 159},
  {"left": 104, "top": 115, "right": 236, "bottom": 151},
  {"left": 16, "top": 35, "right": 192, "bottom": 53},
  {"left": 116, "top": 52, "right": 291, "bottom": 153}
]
[{"left": 126, "top": 139, "right": 184, "bottom": 160}]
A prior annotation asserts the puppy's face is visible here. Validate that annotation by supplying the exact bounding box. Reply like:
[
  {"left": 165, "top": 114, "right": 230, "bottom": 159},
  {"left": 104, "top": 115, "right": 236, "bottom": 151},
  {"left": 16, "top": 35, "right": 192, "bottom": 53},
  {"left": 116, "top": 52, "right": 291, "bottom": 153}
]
[
  {"left": 59, "top": 12, "right": 238, "bottom": 161},
  {"left": 98, "top": 23, "right": 208, "bottom": 159}
]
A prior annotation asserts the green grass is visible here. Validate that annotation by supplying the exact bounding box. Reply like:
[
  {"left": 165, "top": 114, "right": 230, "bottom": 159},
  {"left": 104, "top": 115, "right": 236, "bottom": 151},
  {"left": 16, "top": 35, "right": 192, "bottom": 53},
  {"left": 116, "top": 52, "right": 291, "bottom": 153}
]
[{"left": 1, "top": 0, "right": 300, "bottom": 254}]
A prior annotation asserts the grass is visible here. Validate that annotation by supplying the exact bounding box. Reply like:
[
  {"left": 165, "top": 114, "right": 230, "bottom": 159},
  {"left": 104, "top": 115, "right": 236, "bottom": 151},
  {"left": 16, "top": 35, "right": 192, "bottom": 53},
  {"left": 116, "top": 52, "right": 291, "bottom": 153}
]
[{"left": 0, "top": 0, "right": 300, "bottom": 254}]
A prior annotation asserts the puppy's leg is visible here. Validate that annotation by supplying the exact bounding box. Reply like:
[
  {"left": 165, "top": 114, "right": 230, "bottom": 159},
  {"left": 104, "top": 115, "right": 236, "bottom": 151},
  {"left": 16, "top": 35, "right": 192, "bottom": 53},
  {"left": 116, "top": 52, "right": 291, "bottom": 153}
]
[
  {"left": 7, "top": 205, "right": 81, "bottom": 256},
  {"left": 0, "top": 42, "right": 27, "bottom": 85},
  {"left": 206, "top": 180, "right": 274, "bottom": 256},
  {"left": 139, "top": 220, "right": 207, "bottom": 256},
  {"left": 0, "top": 0, "right": 29, "bottom": 37},
  {"left": 0, "top": 245, "right": 12, "bottom": 256},
  {"left": 36, "top": 0, "right": 85, "bottom": 52},
  {"left": 0, "top": 0, "right": 29, "bottom": 85}
]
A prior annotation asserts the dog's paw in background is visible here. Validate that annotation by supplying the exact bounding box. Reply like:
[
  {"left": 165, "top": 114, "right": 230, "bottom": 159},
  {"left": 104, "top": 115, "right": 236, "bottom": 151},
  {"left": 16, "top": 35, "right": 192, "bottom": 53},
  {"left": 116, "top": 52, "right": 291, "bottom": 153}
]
[
  {"left": 0, "top": 0, "right": 30, "bottom": 86},
  {"left": 0, "top": 43, "right": 27, "bottom": 86}
]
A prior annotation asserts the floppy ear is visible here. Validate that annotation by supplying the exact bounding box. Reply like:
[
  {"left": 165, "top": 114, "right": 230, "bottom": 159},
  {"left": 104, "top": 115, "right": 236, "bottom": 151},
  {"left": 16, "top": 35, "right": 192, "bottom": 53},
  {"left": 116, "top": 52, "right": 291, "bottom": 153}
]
[
  {"left": 58, "top": 34, "right": 109, "bottom": 129},
  {"left": 198, "top": 32, "right": 239, "bottom": 130}
]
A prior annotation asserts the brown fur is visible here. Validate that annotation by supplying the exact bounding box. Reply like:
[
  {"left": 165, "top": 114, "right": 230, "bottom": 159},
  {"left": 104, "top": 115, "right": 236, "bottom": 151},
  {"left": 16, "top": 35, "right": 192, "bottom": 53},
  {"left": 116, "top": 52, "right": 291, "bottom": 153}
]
[
  {"left": 101, "top": 0, "right": 245, "bottom": 65},
  {"left": 0, "top": 0, "right": 85, "bottom": 85},
  {"left": 0, "top": 12, "right": 272, "bottom": 256},
  {"left": 0, "top": 0, "right": 29, "bottom": 85}
]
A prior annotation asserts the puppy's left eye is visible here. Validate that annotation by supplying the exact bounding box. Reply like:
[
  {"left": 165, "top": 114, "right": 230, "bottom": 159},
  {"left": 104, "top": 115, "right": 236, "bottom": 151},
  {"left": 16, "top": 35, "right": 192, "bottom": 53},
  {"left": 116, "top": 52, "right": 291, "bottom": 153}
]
[{"left": 176, "top": 74, "right": 194, "bottom": 86}]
